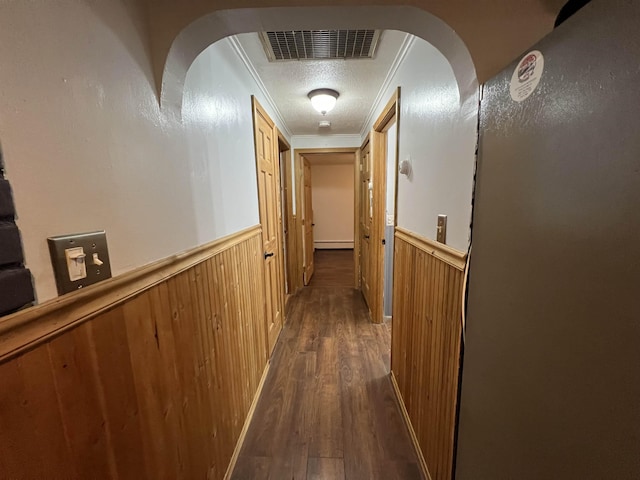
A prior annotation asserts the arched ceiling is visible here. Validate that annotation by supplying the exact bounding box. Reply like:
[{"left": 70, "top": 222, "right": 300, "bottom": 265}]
[{"left": 144, "top": 0, "right": 567, "bottom": 110}]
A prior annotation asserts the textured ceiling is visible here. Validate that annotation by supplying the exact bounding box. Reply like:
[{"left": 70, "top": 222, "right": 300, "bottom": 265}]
[{"left": 234, "top": 30, "right": 409, "bottom": 136}]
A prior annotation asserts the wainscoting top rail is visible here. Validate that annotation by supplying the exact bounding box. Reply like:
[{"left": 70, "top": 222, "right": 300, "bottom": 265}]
[
  {"left": 0, "top": 225, "right": 262, "bottom": 364},
  {"left": 395, "top": 227, "right": 467, "bottom": 271}
]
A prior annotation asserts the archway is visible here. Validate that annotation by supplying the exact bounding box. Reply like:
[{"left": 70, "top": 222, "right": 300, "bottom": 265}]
[{"left": 160, "top": 6, "right": 478, "bottom": 113}]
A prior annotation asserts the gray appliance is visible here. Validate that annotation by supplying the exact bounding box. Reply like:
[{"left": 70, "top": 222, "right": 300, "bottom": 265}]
[{"left": 456, "top": 1, "right": 640, "bottom": 478}]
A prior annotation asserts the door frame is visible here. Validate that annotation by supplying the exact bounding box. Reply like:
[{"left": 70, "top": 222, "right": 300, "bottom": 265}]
[
  {"left": 293, "top": 148, "right": 360, "bottom": 288},
  {"left": 276, "top": 130, "right": 300, "bottom": 298},
  {"left": 368, "top": 88, "right": 400, "bottom": 324}
]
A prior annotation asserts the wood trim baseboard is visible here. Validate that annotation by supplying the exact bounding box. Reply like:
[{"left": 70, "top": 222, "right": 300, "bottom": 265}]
[
  {"left": 0, "top": 225, "right": 262, "bottom": 364},
  {"left": 390, "top": 371, "right": 432, "bottom": 480},
  {"left": 395, "top": 227, "right": 467, "bottom": 271},
  {"left": 224, "top": 360, "right": 271, "bottom": 480}
]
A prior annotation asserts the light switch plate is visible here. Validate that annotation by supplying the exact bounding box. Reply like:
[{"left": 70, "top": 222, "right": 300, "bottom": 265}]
[
  {"left": 47, "top": 231, "right": 112, "bottom": 295},
  {"left": 437, "top": 215, "right": 447, "bottom": 244}
]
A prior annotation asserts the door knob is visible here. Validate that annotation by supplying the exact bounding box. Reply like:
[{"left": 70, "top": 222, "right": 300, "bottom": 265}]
[
  {"left": 264, "top": 252, "right": 274, "bottom": 259},
  {"left": 364, "top": 235, "right": 370, "bottom": 239}
]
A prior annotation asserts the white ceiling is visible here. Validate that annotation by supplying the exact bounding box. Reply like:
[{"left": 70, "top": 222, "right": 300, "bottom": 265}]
[{"left": 234, "top": 30, "right": 410, "bottom": 136}]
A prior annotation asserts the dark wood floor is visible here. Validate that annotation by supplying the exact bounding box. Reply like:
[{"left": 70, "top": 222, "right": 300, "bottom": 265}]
[
  {"left": 308, "top": 249, "right": 355, "bottom": 288},
  {"left": 231, "top": 250, "right": 422, "bottom": 480}
]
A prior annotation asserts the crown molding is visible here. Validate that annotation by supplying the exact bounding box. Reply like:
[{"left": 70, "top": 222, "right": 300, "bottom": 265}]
[
  {"left": 227, "top": 36, "right": 293, "bottom": 139},
  {"left": 359, "top": 33, "right": 415, "bottom": 138}
]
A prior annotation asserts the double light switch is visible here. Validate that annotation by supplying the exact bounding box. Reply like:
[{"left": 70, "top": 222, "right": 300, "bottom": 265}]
[{"left": 48, "top": 231, "right": 112, "bottom": 295}]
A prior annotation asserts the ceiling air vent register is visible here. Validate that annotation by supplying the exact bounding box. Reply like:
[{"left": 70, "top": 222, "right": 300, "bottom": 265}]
[{"left": 260, "top": 30, "right": 381, "bottom": 61}]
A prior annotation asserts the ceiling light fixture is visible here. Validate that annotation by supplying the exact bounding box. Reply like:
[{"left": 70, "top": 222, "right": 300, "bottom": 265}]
[{"left": 308, "top": 89, "right": 339, "bottom": 115}]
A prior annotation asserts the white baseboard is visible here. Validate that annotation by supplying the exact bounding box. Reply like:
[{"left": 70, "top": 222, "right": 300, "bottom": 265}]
[{"left": 314, "top": 241, "right": 354, "bottom": 249}]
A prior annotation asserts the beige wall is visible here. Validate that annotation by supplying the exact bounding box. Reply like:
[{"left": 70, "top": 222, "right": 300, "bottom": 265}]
[
  {"left": 363, "top": 37, "right": 478, "bottom": 252},
  {"left": 310, "top": 163, "right": 354, "bottom": 249}
]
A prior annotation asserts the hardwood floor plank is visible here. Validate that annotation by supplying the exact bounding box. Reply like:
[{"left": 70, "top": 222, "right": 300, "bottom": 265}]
[
  {"left": 308, "top": 250, "right": 354, "bottom": 288},
  {"left": 307, "top": 457, "right": 345, "bottom": 480},
  {"left": 231, "top": 251, "right": 421, "bottom": 480},
  {"left": 230, "top": 456, "right": 271, "bottom": 480},
  {"left": 309, "top": 378, "right": 343, "bottom": 458}
]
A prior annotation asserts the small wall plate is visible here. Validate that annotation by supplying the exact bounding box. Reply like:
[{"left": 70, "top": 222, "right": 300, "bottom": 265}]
[
  {"left": 47, "top": 231, "right": 112, "bottom": 295},
  {"left": 437, "top": 215, "right": 447, "bottom": 244}
]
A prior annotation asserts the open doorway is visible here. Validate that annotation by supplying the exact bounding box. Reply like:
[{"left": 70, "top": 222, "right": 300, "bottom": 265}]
[
  {"left": 277, "top": 131, "right": 297, "bottom": 299},
  {"left": 359, "top": 89, "right": 400, "bottom": 324},
  {"left": 294, "top": 148, "right": 359, "bottom": 288}
]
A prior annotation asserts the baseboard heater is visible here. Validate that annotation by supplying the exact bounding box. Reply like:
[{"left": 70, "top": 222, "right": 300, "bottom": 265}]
[{"left": 314, "top": 240, "right": 354, "bottom": 249}]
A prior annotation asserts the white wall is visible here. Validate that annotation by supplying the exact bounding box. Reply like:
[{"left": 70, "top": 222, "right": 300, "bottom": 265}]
[
  {"left": 183, "top": 40, "right": 278, "bottom": 240},
  {"left": 364, "top": 37, "right": 478, "bottom": 252},
  {"left": 291, "top": 135, "right": 361, "bottom": 150},
  {"left": 310, "top": 163, "right": 354, "bottom": 249},
  {"left": 0, "top": 1, "right": 287, "bottom": 302},
  {"left": 383, "top": 122, "right": 397, "bottom": 317}
]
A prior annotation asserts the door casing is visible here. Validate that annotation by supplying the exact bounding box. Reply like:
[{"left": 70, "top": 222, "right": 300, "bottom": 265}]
[{"left": 365, "top": 88, "right": 400, "bottom": 324}]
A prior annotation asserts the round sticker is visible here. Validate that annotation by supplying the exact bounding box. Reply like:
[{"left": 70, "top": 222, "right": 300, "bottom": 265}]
[{"left": 509, "top": 50, "right": 544, "bottom": 102}]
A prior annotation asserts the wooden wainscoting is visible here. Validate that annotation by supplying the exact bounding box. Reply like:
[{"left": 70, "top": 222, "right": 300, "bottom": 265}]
[
  {"left": 391, "top": 227, "right": 467, "bottom": 480},
  {"left": 0, "top": 226, "right": 269, "bottom": 480}
]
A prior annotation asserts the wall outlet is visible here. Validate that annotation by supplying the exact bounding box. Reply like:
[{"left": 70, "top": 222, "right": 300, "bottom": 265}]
[{"left": 48, "top": 231, "right": 112, "bottom": 295}]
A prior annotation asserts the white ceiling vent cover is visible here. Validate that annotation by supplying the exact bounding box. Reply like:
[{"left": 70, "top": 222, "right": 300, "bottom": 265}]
[{"left": 260, "top": 30, "right": 381, "bottom": 61}]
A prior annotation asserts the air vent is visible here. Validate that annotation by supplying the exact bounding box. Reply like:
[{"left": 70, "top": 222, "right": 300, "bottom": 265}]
[{"left": 260, "top": 30, "right": 381, "bottom": 61}]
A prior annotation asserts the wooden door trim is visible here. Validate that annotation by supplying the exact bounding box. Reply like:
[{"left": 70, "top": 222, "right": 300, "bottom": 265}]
[
  {"left": 277, "top": 129, "right": 291, "bottom": 151},
  {"left": 277, "top": 129, "right": 299, "bottom": 295},
  {"left": 353, "top": 148, "right": 361, "bottom": 289},
  {"left": 302, "top": 157, "right": 314, "bottom": 285},
  {"left": 369, "top": 88, "right": 400, "bottom": 324},
  {"left": 374, "top": 90, "right": 400, "bottom": 132}
]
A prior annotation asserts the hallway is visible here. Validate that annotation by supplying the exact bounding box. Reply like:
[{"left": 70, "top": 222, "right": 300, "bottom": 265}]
[{"left": 231, "top": 251, "right": 422, "bottom": 479}]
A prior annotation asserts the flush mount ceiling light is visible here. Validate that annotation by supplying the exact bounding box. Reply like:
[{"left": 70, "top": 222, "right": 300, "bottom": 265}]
[{"left": 308, "top": 89, "right": 339, "bottom": 115}]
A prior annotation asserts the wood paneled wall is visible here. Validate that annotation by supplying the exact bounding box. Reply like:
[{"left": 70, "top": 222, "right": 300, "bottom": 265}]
[
  {"left": 0, "top": 226, "right": 268, "bottom": 480},
  {"left": 391, "top": 227, "right": 466, "bottom": 480}
]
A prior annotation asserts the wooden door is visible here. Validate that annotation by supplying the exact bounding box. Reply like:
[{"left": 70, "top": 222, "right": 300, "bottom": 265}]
[
  {"left": 303, "top": 157, "right": 314, "bottom": 285},
  {"left": 253, "top": 98, "right": 284, "bottom": 355},
  {"left": 360, "top": 139, "right": 373, "bottom": 309}
]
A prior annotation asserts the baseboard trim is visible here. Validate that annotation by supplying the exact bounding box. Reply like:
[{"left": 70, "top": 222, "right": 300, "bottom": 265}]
[
  {"left": 224, "top": 360, "right": 271, "bottom": 479},
  {"left": 390, "top": 371, "right": 432, "bottom": 480}
]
